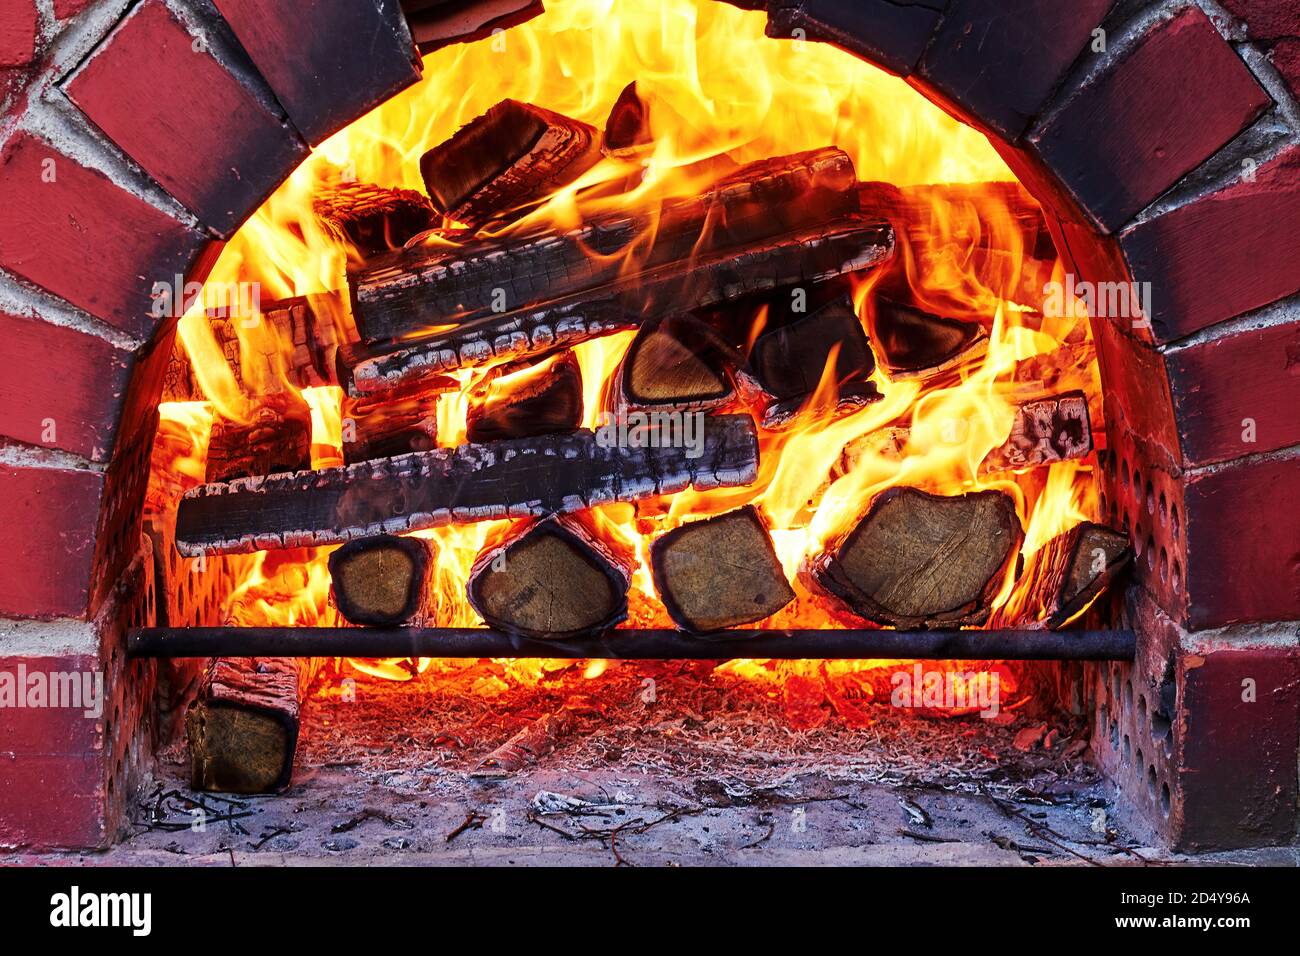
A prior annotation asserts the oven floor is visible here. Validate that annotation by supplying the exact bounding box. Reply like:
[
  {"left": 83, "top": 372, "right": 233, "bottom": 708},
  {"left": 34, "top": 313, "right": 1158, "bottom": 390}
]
[{"left": 9, "top": 661, "right": 1297, "bottom": 865}]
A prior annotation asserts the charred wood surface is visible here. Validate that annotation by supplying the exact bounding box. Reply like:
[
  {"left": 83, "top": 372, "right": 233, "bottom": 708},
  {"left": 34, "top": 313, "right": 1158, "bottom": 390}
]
[
  {"left": 603, "top": 81, "right": 652, "bottom": 157},
  {"left": 749, "top": 293, "right": 875, "bottom": 400},
  {"left": 983, "top": 391, "right": 1092, "bottom": 472},
  {"left": 467, "top": 514, "right": 635, "bottom": 639},
  {"left": 869, "top": 294, "right": 986, "bottom": 379},
  {"left": 176, "top": 414, "right": 760, "bottom": 556},
  {"left": 344, "top": 215, "right": 893, "bottom": 394},
  {"left": 465, "top": 351, "right": 584, "bottom": 443},
  {"left": 991, "top": 522, "right": 1131, "bottom": 630},
  {"left": 419, "top": 98, "right": 601, "bottom": 227},
  {"left": 329, "top": 534, "right": 434, "bottom": 626},
  {"left": 342, "top": 383, "right": 441, "bottom": 464},
  {"left": 353, "top": 146, "right": 864, "bottom": 344},
  {"left": 204, "top": 398, "right": 312, "bottom": 484},
  {"left": 808, "top": 486, "right": 1023, "bottom": 629},
  {"left": 314, "top": 180, "right": 436, "bottom": 257},
  {"left": 651, "top": 505, "right": 794, "bottom": 633}
]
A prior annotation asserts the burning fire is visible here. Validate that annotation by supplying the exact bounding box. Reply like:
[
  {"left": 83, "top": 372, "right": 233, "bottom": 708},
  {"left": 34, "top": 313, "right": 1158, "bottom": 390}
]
[{"left": 151, "top": 0, "right": 1102, "bottom": 709}]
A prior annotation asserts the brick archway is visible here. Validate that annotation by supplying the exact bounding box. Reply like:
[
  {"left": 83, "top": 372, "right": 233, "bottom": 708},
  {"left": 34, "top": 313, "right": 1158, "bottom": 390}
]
[{"left": 0, "top": 0, "right": 1297, "bottom": 849}]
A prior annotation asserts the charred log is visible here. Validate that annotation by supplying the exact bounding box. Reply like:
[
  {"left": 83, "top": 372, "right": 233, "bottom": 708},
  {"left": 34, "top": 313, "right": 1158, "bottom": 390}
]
[
  {"left": 467, "top": 514, "right": 635, "bottom": 639},
  {"left": 343, "top": 215, "right": 893, "bottom": 394},
  {"left": 982, "top": 391, "right": 1092, "bottom": 473},
  {"left": 807, "top": 486, "right": 1023, "bottom": 629},
  {"left": 175, "top": 414, "right": 760, "bottom": 556},
  {"left": 353, "top": 146, "right": 865, "bottom": 344},
  {"left": 869, "top": 294, "right": 986, "bottom": 379},
  {"left": 990, "top": 522, "right": 1131, "bottom": 630},
  {"left": 749, "top": 293, "right": 875, "bottom": 400},
  {"left": 465, "top": 351, "right": 584, "bottom": 443},
  {"left": 341, "top": 382, "right": 441, "bottom": 464},
  {"left": 603, "top": 81, "right": 652, "bottom": 157},
  {"left": 329, "top": 534, "right": 434, "bottom": 626},
  {"left": 609, "top": 314, "right": 738, "bottom": 412},
  {"left": 419, "top": 98, "right": 601, "bottom": 228},
  {"left": 650, "top": 505, "right": 794, "bottom": 633},
  {"left": 314, "top": 180, "right": 436, "bottom": 257},
  {"left": 402, "top": 0, "right": 545, "bottom": 53},
  {"left": 204, "top": 397, "right": 312, "bottom": 484}
]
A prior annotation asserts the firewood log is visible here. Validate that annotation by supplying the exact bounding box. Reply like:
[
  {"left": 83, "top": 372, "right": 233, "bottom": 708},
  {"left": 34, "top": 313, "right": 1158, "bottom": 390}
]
[
  {"left": 982, "top": 391, "right": 1092, "bottom": 473},
  {"left": 650, "top": 505, "right": 794, "bottom": 633},
  {"left": 328, "top": 534, "right": 434, "bottom": 626},
  {"left": 465, "top": 351, "right": 583, "bottom": 442},
  {"left": 419, "top": 98, "right": 602, "bottom": 228},
  {"left": 869, "top": 293, "right": 986, "bottom": 379},
  {"left": 990, "top": 522, "right": 1131, "bottom": 630},
  {"left": 807, "top": 486, "right": 1023, "bottom": 629},
  {"left": 187, "top": 655, "right": 321, "bottom": 793},
  {"left": 603, "top": 81, "right": 652, "bottom": 157},
  {"left": 351, "top": 146, "right": 867, "bottom": 344},
  {"left": 402, "top": 0, "right": 546, "bottom": 54},
  {"left": 314, "top": 180, "right": 436, "bottom": 257},
  {"left": 341, "top": 382, "right": 441, "bottom": 464},
  {"left": 176, "top": 414, "right": 760, "bottom": 556},
  {"left": 467, "top": 514, "right": 635, "bottom": 639},
  {"left": 204, "top": 397, "right": 312, "bottom": 484},
  {"left": 607, "top": 313, "right": 738, "bottom": 413}
]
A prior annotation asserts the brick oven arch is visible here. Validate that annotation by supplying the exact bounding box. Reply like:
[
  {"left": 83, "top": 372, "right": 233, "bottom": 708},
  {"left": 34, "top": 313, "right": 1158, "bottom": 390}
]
[{"left": 0, "top": 0, "right": 1297, "bottom": 850}]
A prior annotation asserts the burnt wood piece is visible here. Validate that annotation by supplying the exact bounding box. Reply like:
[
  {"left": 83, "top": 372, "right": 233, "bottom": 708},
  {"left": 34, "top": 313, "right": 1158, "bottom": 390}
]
[
  {"left": 760, "top": 381, "right": 882, "bottom": 431},
  {"left": 187, "top": 655, "right": 320, "bottom": 794},
  {"left": 869, "top": 294, "right": 986, "bottom": 379},
  {"left": 472, "top": 710, "right": 573, "bottom": 778},
  {"left": 163, "top": 293, "right": 347, "bottom": 402},
  {"left": 419, "top": 98, "right": 601, "bottom": 228},
  {"left": 204, "top": 398, "right": 312, "bottom": 484},
  {"left": 355, "top": 146, "right": 863, "bottom": 344},
  {"left": 983, "top": 391, "right": 1092, "bottom": 473},
  {"left": 328, "top": 534, "right": 434, "bottom": 626},
  {"left": 650, "top": 505, "right": 795, "bottom": 633},
  {"left": 991, "top": 522, "right": 1131, "bottom": 631},
  {"left": 314, "top": 180, "right": 437, "bottom": 257},
  {"left": 749, "top": 294, "right": 875, "bottom": 400},
  {"left": 342, "top": 384, "right": 440, "bottom": 464},
  {"left": 603, "top": 81, "right": 652, "bottom": 157},
  {"left": 175, "top": 414, "right": 760, "bottom": 556},
  {"left": 465, "top": 351, "right": 583, "bottom": 443},
  {"left": 808, "top": 486, "right": 1023, "bottom": 629},
  {"left": 344, "top": 215, "right": 895, "bottom": 394},
  {"left": 402, "top": 0, "right": 545, "bottom": 55},
  {"left": 467, "top": 514, "right": 635, "bottom": 639},
  {"left": 612, "top": 314, "right": 737, "bottom": 412}
]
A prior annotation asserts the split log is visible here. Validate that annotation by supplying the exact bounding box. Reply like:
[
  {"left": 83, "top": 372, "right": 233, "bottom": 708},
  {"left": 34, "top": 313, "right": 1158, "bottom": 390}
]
[
  {"left": 982, "top": 391, "right": 1092, "bottom": 473},
  {"left": 807, "top": 486, "right": 1023, "bottom": 629},
  {"left": 608, "top": 314, "right": 738, "bottom": 412},
  {"left": 467, "top": 514, "right": 635, "bottom": 639},
  {"left": 990, "top": 522, "right": 1131, "bottom": 630},
  {"left": 403, "top": 0, "right": 546, "bottom": 55},
  {"left": 176, "top": 414, "right": 759, "bottom": 556},
  {"left": 869, "top": 294, "right": 986, "bottom": 379},
  {"left": 343, "top": 215, "right": 893, "bottom": 394},
  {"left": 204, "top": 397, "right": 312, "bottom": 484},
  {"left": 329, "top": 534, "right": 434, "bottom": 626},
  {"left": 419, "top": 98, "right": 602, "bottom": 228},
  {"left": 187, "top": 655, "right": 321, "bottom": 793},
  {"left": 603, "top": 81, "right": 652, "bottom": 157},
  {"left": 353, "top": 146, "right": 865, "bottom": 344},
  {"left": 341, "top": 383, "right": 440, "bottom": 464},
  {"left": 650, "top": 505, "right": 794, "bottom": 633},
  {"left": 465, "top": 351, "right": 583, "bottom": 442},
  {"left": 314, "top": 180, "right": 436, "bottom": 257}
]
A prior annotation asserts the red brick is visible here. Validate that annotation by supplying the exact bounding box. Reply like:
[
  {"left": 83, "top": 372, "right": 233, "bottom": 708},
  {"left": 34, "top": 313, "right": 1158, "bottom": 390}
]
[
  {"left": 916, "top": 0, "right": 1113, "bottom": 140},
  {"left": 1167, "top": 319, "right": 1300, "bottom": 468},
  {"left": 766, "top": 0, "right": 944, "bottom": 77},
  {"left": 0, "top": 656, "right": 102, "bottom": 755},
  {"left": 1177, "top": 645, "right": 1300, "bottom": 851},
  {"left": 65, "top": 0, "right": 308, "bottom": 237},
  {"left": 1220, "top": 0, "right": 1300, "bottom": 40},
  {"left": 212, "top": 0, "right": 420, "bottom": 146},
  {"left": 1030, "top": 7, "right": 1270, "bottom": 233},
  {"left": 1120, "top": 146, "right": 1300, "bottom": 343},
  {"left": 1183, "top": 453, "right": 1300, "bottom": 629},
  {"left": 0, "top": 465, "right": 104, "bottom": 619},
  {"left": 0, "top": 753, "right": 108, "bottom": 849},
  {"left": 0, "top": 132, "right": 211, "bottom": 341},
  {"left": 0, "top": 0, "right": 37, "bottom": 68},
  {"left": 0, "top": 311, "right": 133, "bottom": 462},
  {"left": 1273, "top": 38, "right": 1300, "bottom": 103},
  {"left": 53, "top": 0, "right": 95, "bottom": 19}
]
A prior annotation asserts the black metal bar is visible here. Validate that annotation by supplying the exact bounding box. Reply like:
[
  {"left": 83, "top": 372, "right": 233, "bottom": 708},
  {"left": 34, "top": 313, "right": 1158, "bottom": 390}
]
[{"left": 127, "top": 627, "right": 1136, "bottom": 661}]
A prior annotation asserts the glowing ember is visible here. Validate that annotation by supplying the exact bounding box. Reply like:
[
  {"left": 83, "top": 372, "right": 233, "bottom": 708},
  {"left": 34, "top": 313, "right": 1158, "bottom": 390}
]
[{"left": 152, "top": 0, "right": 1103, "bottom": 714}]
